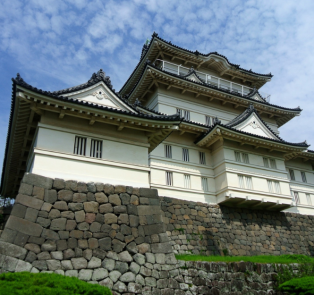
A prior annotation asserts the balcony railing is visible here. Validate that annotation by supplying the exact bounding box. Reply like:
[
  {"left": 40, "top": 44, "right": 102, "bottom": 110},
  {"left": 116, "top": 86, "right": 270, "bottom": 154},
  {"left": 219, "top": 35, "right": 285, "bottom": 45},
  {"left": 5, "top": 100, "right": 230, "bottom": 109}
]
[{"left": 155, "top": 59, "right": 270, "bottom": 102}]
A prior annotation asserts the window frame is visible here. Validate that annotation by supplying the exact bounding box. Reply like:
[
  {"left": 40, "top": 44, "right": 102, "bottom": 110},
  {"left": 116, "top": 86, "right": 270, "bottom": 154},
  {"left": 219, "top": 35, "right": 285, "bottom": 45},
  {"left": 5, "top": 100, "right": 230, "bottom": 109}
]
[
  {"left": 199, "top": 152, "right": 206, "bottom": 165},
  {"left": 182, "top": 148, "right": 189, "bottom": 162},
  {"left": 74, "top": 136, "right": 87, "bottom": 156},
  {"left": 166, "top": 171, "right": 173, "bottom": 186},
  {"left": 165, "top": 145, "right": 172, "bottom": 159},
  {"left": 90, "top": 139, "right": 103, "bottom": 159}
]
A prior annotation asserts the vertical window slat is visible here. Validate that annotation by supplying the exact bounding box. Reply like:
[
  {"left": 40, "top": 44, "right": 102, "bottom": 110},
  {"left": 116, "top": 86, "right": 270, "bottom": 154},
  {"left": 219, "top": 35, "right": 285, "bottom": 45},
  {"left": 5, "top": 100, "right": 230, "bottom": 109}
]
[
  {"left": 235, "top": 151, "right": 241, "bottom": 162},
  {"left": 165, "top": 145, "right": 172, "bottom": 158},
  {"left": 242, "top": 153, "right": 249, "bottom": 164},
  {"left": 201, "top": 177, "right": 208, "bottom": 191},
  {"left": 74, "top": 136, "right": 87, "bottom": 156},
  {"left": 90, "top": 139, "right": 102, "bottom": 158},
  {"left": 166, "top": 172, "right": 173, "bottom": 186},
  {"left": 301, "top": 171, "right": 307, "bottom": 183},
  {"left": 199, "top": 152, "right": 206, "bottom": 165},
  {"left": 263, "top": 158, "right": 269, "bottom": 168},
  {"left": 294, "top": 191, "right": 300, "bottom": 204},
  {"left": 270, "top": 159, "right": 277, "bottom": 169},
  {"left": 289, "top": 169, "right": 295, "bottom": 181}
]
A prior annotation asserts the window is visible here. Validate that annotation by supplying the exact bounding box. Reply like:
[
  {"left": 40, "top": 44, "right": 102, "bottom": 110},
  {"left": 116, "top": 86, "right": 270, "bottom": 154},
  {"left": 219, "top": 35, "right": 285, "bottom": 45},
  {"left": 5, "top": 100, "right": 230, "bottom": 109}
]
[
  {"left": 201, "top": 177, "right": 208, "bottom": 191},
  {"left": 166, "top": 172, "right": 173, "bottom": 186},
  {"left": 205, "top": 116, "right": 212, "bottom": 126},
  {"left": 199, "top": 152, "right": 206, "bottom": 165},
  {"left": 90, "top": 139, "right": 102, "bottom": 158},
  {"left": 301, "top": 171, "right": 307, "bottom": 183},
  {"left": 289, "top": 169, "right": 295, "bottom": 181},
  {"left": 293, "top": 191, "right": 300, "bottom": 204},
  {"left": 165, "top": 145, "right": 172, "bottom": 158},
  {"left": 306, "top": 194, "right": 312, "bottom": 206},
  {"left": 263, "top": 157, "right": 269, "bottom": 168},
  {"left": 74, "top": 136, "right": 87, "bottom": 156},
  {"left": 182, "top": 148, "right": 189, "bottom": 162},
  {"left": 177, "top": 108, "right": 190, "bottom": 120},
  {"left": 184, "top": 175, "right": 191, "bottom": 189},
  {"left": 267, "top": 180, "right": 281, "bottom": 194},
  {"left": 235, "top": 151, "right": 241, "bottom": 162},
  {"left": 242, "top": 153, "right": 249, "bottom": 164},
  {"left": 234, "top": 151, "right": 249, "bottom": 164},
  {"left": 269, "top": 159, "right": 277, "bottom": 169},
  {"left": 238, "top": 175, "right": 253, "bottom": 189}
]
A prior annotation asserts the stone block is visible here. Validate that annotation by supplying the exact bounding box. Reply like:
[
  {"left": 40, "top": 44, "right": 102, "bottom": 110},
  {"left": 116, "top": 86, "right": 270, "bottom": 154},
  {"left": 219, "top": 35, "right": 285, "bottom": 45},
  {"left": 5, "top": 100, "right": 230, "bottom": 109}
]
[
  {"left": 77, "top": 182, "right": 87, "bottom": 193},
  {"left": 88, "top": 257, "right": 102, "bottom": 268},
  {"left": 99, "top": 237, "right": 112, "bottom": 251},
  {"left": 65, "top": 180, "right": 78, "bottom": 191},
  {"left": 128, "top": 282, "right": 142, "bottom": 294},
  {"left": 109, "top": 194, "right": 121, "bottom": 206},
  {"left": 130, "top": 195, "right": 139, "bottom": 205},
  {"left": 66, "top": 220, "right": 77, "bottom": 231},
  {"left": 85, "top": 213, "right": 95, "bottom": 224},
  {"left": 65, "top": 270, "right": 78, "bottom": 277},
  {"left": 73, "top": 193, "right": 87, "bottom": 203},
  {"left": 68, "top": 203, "right": 83, "bottom": 211},
  {"left": 130, "top": 215, "right": 139, "bottom": 227},
  {"left": 155, "top": 253, "right": 165, "bottom": 264},
  {"left": 127, "top": 204, "right": 138, "bottom": 215},
  {"left": 32, "top": 186, "right": 45, "bottom": 200},
  {"left": 109, "top": 270, "right": 122, "bottom": 283},
  {"left": 115, "top": 185, "right": 126, "bottom": 194},
  {"left": 135, "top": 274, "right": 145, "bottom": 286},
  {"left": 71, "top": 257, "right": 88, "bottom": 269},
  {"left": 54, "top": 270, "right": 64, "bottom": 276},
  {"left": 146, "top": 253, "right": 155, "bottom": 264},
  {"left": 75, "top": 210, "right": 85, "bottom": 223},
  {"left": 0, "top": 228, "right": 17, "bottom": 243},
  {"left": 53, "top": 201, "right": 68, "bottom": 211},
  {"left": 2, "top": 256, "right": 18, "bottom": 271},
  {"left": 11, "top": 204, "right": 27, "bottom": 218},
  {"left": 37, "top": 251, "right": 51, "bottom": 260},
  {"left": 133, "top": 253, "right": 145, "bottom": 265},
  {"left": 58, "top": 190, "right": 73, "bottom": 202},
  {"left": 102, "top": 258, "right": 115, "bottom": 271},
  {"left": 70, "top": 230, "right": 83, "bottom": 239},
  {"left": 84, "top": 201, "right": 99, "bottom": 213},
  {"left": 41, "top": 202, "right": 52, "bottom": 212},
  {"left": 83, "top": 249, "right": 93, "bottom": 260},
  {"left": 44, "top": 189, "right": 58, "bottom": 204},
  {"left": 104, "top": 184, "right": 114, "bottom": 195},
  {"left": 22, "top": 173, "right": 53, "bottom": 189},
  {"left": 32, "top": 260, "right": 48, "bottom": 270},
  {"left": 15, "top": 260, "right": 32, "bottom": 272},
  {"left": 95, "top": 182, "right": 104, "bottom": 192},
  {"left": 61, "top": 210, "right": 74, "bottom": 219},
  {"left": 50, "top": 218, "right": 67, "bottom": 231},
  {"left": 57, "top": 240, "right": 68, "bottom": 251},
  {"left": 140, "top": 197, "right": 149, "bottom": 205},
  {"left": 112, "top": 239, "right": 126, "bottom": 252},
  {"left": 121, "top": 224, "right": 132, "bottom": 235},
  {"left": 138, "top": 206, "right": 160, "bottom": 217},
  {"left": 6, "top": 215, "right": 43, "bottom": 237},
  {"left": 61, "top": 260, "right": 73, "bottom": 270},
  {"left": 90, "top": 222, "right": 101, "bottom": 232},
  {"left": 130, "top": 262, "right": 140, "bottom": 274},
  {"left": 95, "top": 192, "right": 108, "bottom": 204},
  {"left": 119, "top": 251, "right": 133, "bottom": 262},
  {"left": 38, "top": 210, "right": 49, "bottom": 218},
  {"left": 120, "top": 193, "right": 130, "bottom": 205},
  {"left": 126, "top": 242, "right": 138, "bottom": 254},
  {"left": 41, "top": 228, "right": 60, "bottom": 240},
  {"left": 42, "top": 240, "right": 57, "bottom": 251},
  {"left": 99, "top": 277, "right": 113, "bottom": 289},
  {"left": 53, "top": 178, "right": 65, "bottom": 190},
  {"left": 51, "top": 251, "right": 63, "bottom": 260},
  {"left": 87, "top": 192, "right": 95, "bottom": 201},
  {"left": 104, "top": 213, "right": 117, "bottom": 224},
  {"left": 78, "top": 269, "right": 93, "bottom": 281},
  {"left": 37, "top": 217, "right": 51, "bottom": 228},
  {"left": 78, "top": 239, "right": 88, "bottom": 249},
  {"left": 139, "top": 188, "right": 158, "bottom": 199},
  {"left": 16, "top": 194, "right": 44, "bottom": 210},
  {"left": 48, "top": 209, "right": 61, "bottom": 219},
  {"left": 64, "top": 249, "right": 75, "bottom": 259},
  {"left": 77, "top": 222, "right": 89, "bottom": 230},
  {"left": 28, "top": 236, "right": 45, "bottom": 245},
  {"left": 120, "top": 272, "right": 135, "bottom": 283},
  {"left": 25, "top": 207, "right": 39, "bottom": 223},
  {"left": 47, "top": 259, "right": 61, "bottom": 271},
  {"left": 99, "top": 203, "right": 113, "bottom": 214},
  {"left": 25, "top": 251, "right": 37, "bottom": 263},
  {"left": 142, "top": 224, "right": 166, "bottom": 235},
  {"left": 25, "top": 243, "right": 41, "bottom": 254},
  {"left": 145, "top": 277, "right": 157, "bottom": 287},
  {"left": 114, "top": 205, "right": 127, "bottom": 214},
  {"left": 92, "top": 268, "right": 109, "bottom": 281},
  {"left": 138, "top": 243, "right": 151, "bottom": 254}
]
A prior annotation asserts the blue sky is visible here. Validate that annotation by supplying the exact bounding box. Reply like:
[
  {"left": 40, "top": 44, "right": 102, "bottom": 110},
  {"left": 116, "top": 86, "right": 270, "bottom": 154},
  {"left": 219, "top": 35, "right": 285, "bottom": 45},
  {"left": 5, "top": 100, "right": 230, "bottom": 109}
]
[{"left": 1, "top": 0, "right": 314, "bottom": 178}]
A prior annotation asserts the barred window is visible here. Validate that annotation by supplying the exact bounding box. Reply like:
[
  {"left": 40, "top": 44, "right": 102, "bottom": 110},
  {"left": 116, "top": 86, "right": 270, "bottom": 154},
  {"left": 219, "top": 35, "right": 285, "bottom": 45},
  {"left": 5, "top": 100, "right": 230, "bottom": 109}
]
[
  {"left": 263, "top": 157, "right": 269, "bottom": 168},
  {"left": 199, "top": 152, "right": 206, "bottom": 165},
  {"left": 267, "top": 180, "right": 273, "bottom": 193},
  {"left": 184, "top": 110, "right": 190, "bottom": 121},
  {"left": 74, "top": 136, "right": 87, "bottom": 156},
  {"left": 274, "top": 181, "right": 281, "bottom": 194},
  {"left": 165, "top": 145, "right": 172, "bottom": 158},
  {"left": 301, "top": 171, "right": 307, "bottom": 183},
  {"left": 235, "top": 151, "right": 241, "bottom": 162},
  {"left": 242, "top": 153, "right": 249, "bottom": 164},
  {"left": 294, "top": 191, "right": 300, "bottom": 204},
  {"left": 238, "top": 174, "right": 253, "bottom": 189},
  {"left": 201, "top": 177, "right": 208, "bottom": 191},
  {"left": 90, "top": 139, "right": 102, "bottom": 158},
  {"left": 289, "top": 169, "right": 295, "bottom": 181},
  {"left": 267, "top": 180, "right": 281, "bottom": 194},
  {"left": 166, "top": 172, "right": 173, "bottom": 186},
  {"left": 182, "top": 148, "right": 189, "bottom": 162},
  {"left": 184, "top": 174, "right": 191, "bottom": 189},
  {"left": 306, "top": 194, "right": 312, "bottom": 206},
  {"left": 269, "top": 159, "right": 277, "bottom": 169},
  {"left": 205, "top": 116, "right": 212, "bottom": 126},
  {"left": 176, "top": 108, "right": 182, "bottom": 117}
]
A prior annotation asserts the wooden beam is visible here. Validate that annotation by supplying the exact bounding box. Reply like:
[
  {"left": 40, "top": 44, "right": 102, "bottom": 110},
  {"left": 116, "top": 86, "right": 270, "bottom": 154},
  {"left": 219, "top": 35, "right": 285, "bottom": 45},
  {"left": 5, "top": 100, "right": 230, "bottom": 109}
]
[
  {"left": 89, "top": 116, "right": 96, "bottom": 125},
  {"left": 117, "top": 123, "right": 124, "bottom": 131},
  {"left": 166, "top": 85, "right": 172, "bottom": 90},
  {"left": 59, "top": 110, "right": 65, "bottom": 119},
  {"left": 195, "top": 93, "right": 200, "bottom": 98},
  {"left": 181, "top": 89, "right": 186, "bottom": 94}
]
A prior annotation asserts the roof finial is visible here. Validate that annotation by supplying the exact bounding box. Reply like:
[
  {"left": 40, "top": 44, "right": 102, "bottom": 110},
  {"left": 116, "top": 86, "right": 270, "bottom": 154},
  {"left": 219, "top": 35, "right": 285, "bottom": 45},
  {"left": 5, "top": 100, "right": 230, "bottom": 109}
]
[
  {"left": 213, "top": 117, "right": 221, "bottom": 124},
  {"left": 249, "top": 104, "right": 255, "bottom": 111}
]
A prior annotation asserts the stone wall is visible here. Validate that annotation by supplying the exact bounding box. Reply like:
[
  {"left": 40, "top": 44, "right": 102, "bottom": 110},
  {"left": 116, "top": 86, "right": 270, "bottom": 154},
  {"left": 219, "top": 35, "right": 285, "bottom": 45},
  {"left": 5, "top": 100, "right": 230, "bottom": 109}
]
[
  {"left": 0, "top": 173, "right": 311, "bottom": 294},
  {"left": 161, "top": 197, "right": 314, "bottom": 257}
]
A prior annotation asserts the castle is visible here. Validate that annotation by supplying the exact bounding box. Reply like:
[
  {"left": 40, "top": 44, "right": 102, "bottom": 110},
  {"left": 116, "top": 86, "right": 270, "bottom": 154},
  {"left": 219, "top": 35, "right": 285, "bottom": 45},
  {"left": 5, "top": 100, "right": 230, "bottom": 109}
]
[{"left": 1, "top": 32, "right": 314, "bottom": 215}]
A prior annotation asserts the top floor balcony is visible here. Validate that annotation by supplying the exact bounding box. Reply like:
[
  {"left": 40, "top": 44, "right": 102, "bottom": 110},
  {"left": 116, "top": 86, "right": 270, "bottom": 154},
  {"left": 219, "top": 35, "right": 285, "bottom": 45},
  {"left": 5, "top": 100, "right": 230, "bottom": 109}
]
[{"left": 155, "top": 60, "right": 271, "bottom": 102}]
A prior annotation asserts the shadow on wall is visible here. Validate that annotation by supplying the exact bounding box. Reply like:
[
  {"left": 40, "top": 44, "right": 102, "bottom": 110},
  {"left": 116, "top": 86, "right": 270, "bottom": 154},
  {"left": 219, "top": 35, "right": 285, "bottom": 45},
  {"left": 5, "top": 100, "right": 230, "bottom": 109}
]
[{"left": 160, "top": 196, "right": 314, "bottom": 257}]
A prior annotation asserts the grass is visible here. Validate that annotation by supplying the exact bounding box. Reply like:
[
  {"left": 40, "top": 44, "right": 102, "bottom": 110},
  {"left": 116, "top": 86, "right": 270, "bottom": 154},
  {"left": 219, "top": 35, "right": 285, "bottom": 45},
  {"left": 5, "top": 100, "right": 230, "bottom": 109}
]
[
  {"left": 176, "top": 254, "right": 314, "bottom": 264},
  {"left": 0, "top": 272, "right": 112, "bottom": 295},
  {"left": 278, "top": 276, "right": 314, "bottom": 294}
]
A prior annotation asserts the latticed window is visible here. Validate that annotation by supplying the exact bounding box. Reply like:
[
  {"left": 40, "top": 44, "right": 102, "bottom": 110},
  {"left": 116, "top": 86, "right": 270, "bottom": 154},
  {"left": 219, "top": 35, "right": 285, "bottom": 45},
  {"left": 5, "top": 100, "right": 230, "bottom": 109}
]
[
  {"left": 235, "top": 151, "right": 241, "bottom": 162},
  {"left": 301, "top": 171, "right": 307, "bottom": 183},
  {"left": 293, "top": 191, "right": 300, "bottom": 204},
  {"left": 201, "top": 177, "right": 208, "bottom": 191},
  {"left": 205, "top": 116, "right": 212, "bottom": 126},
  {"left": 184, "top": 174, "right": 191, "bottom": 189},
  {"left": 245, "top": 176, "right": 253, "bottom": 189},
  {"left": 165, "top": 145, "right": 172, "bottom": 158},
  {"left": 182, "top": 148, "right": 189, "bottom": 162},
  {"left": 269, "top": 159, "right": 277, "bottom": 169},
  {"left": 267, "top": 180, "right": 281, "bottom": 194},
  {"left": 74, "top": 136, "right": 87, "bottom": 156},
  {"left": 238, "top": 175, "right": 253, "bottom": 189},
  {"left": 166, "top": 172, "right": 173, "bottom": 186},
  {"left": 274, "top": 181, "right": 281, "bottom": 194},
  {"left": 289, "top": 169, "right": 295, "bottom": 181},
  {"left": 263, "top": 157, "right": 269, "bottom": 168},
  {"left": 306, "top": 194, "right": 312, "bottom": 206},
  {"left": 267, "top": 180, "right": 273, "bottom": 193},
  {"left": 184, "top": 110, "right": 190, "bottom": 120},
  {"left": 90, "top": 139, "right": 102, "bottom": 158},
  {"left": 199, "top": 152, "right": 206, "bottom": 165},
  {"left": 238, "top": 175, "right": 245, "bottom": 188},
  {"left": 234, "top": 151, "right": 249, "bottom": 164}
]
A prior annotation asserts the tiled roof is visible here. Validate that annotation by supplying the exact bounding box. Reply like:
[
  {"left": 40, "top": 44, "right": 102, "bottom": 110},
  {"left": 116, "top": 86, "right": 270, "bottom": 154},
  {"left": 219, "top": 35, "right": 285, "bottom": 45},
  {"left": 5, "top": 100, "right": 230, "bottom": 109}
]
[
  {"left": 195, "top": 105, "right": 309, "bottom": 148},
  {"left": 126, "top": 62, "right": 301, "bottom": 113}
]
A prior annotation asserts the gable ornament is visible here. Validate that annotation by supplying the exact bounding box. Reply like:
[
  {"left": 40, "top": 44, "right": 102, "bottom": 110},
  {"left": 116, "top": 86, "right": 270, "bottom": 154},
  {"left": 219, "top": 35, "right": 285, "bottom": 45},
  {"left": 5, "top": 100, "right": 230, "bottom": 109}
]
[{"left": 93, "top": 90, "right": 109, "bottom": 100}]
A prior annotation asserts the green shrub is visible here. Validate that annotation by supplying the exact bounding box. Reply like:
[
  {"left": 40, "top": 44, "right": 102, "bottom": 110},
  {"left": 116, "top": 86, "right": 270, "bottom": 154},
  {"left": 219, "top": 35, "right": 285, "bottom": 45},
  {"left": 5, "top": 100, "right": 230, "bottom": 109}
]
[
  {"left": 278, "top": 276, "right": 314, "bottom": 294},
  {"left": 0, "top": 272, "right": 112, "bottom": 295}
]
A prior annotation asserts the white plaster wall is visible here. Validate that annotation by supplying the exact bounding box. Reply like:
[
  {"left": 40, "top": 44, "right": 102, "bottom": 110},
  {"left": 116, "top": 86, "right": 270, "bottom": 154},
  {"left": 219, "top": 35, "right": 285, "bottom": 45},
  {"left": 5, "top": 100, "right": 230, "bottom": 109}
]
[{"left": 30, "top": 152, "right": 150, "bottom": 187}]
